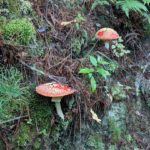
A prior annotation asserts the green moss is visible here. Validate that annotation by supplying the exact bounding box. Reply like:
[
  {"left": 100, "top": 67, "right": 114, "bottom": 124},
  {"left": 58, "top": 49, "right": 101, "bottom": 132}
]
[
  {"left": 33, "top": 138, "right": 41, "bottom": 149},
  {"left": 86, "top": 133, "right": 104, "bottom": 150},
  {"left": 108, "top": 118, "right": 122, "bottom": 144},
  {"left": 15, "top": 122, "right": 31, "bottom": 146},
  {"left": 2, "top": 18, "right": 36, "bottom": 45},
  {"left": 108, "top": 145, "right": 117, "bottom": 150},
  {"left": 111, "top": 82, "right": 127, "bottom": 101},
  {"left": 0, "top": 16, "right": 6, "bottom": 32},
  {"left": 0, "top": 0, "right": 20, "bottom": 16},
  {"left": 30, "top": 97, "right": 52, "bottom": 132},
  {"left": 0, "top": 0, "right": 32, "bottom": 17}
]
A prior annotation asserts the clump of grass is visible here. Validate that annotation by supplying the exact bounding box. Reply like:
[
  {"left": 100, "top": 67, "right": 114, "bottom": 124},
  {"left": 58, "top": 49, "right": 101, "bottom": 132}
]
[
  {"left": 0, "top": 66, "right": 29, "bottom": 123},
  {"left": 2, "top": 18, "right": 36, "bottom": 45}
]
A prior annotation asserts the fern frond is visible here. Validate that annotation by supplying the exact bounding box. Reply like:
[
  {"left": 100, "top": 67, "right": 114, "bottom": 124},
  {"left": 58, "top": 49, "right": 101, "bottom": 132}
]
[
  {"left": 142, "top": 0, "right": 150, "bottom": 5},
  {"left": 117, "top": 0, "right": 148, "bottom": 17},
  {"left": 91, "top": 0, "right": 109, "bottom": 10},
  {"left": 142, "top": 13, "right": 150, "bottom": 24}
]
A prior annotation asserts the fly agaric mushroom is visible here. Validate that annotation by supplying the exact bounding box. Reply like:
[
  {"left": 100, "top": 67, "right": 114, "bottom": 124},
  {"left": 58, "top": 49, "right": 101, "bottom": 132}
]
[
  {"left": 36, "top": 82, "right": 76, "bottom": 120},
  {"left": 96, "top": 27, "right": 119, "bottom": 49}
]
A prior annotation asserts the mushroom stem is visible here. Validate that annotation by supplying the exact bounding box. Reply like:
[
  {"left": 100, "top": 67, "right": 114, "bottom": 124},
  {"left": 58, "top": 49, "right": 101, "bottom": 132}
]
[
  {"left": 52, "top": 97, "right": 64, "bottom": 120},
  {"left": 104, "top": 41, "right": 109, "bottom": 49}
]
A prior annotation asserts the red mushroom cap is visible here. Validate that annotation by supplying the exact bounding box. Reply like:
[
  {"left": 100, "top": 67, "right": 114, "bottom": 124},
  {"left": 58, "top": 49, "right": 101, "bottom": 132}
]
[
  {"left": 96, "top": 28, "right": 119, "bottom": 41},
  {"left": 36, "top": 82, "right": 76, "bottom": 97}
]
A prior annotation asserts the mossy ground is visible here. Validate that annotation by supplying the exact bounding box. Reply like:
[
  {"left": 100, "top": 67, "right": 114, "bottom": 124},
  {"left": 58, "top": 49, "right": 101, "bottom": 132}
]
[
  {"left": 0, "top": 0, "right": 150, "bottom": 150},
  {"left": 2, "top": 18, "right": 36, "bottom": 45}
]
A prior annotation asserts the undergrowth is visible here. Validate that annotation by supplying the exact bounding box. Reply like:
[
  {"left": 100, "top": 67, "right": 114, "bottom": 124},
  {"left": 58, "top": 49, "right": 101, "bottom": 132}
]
[
  {"left": 0, "top": 0, "right": 150, "bottom": 149},
  {"left": 92, "top": 0, "right": 150, "bottom": 23},
  {"left": 0, "top": 66, "right": 29, "bottom": 123}
]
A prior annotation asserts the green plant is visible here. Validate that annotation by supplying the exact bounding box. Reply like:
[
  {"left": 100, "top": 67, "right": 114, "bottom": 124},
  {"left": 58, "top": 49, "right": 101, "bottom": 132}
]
[
  {"left": 15, "top": 122, "right": 30, "bottom": 146},
  {"left": 0, "top": 0, "right": 32, "bottom": 17},
  {"left": 125, "top": 134, "right": 133, "bottom": 143},
  {"left": 79, "top": 55, "right": 117, "bottom": 92},
  {"left": 115, "top": 0, "right": 150, "bottom": 24},
  {"left": 91, "top": 0, "right": 150, "bottom": 23},
  {"left": 71, "top": 29, "right": 88, "bottom": 55},
  {"left": 28, "top": 41, "right": 44, "bottom": 56},
  {"left": 0, "top": 66, "right": 29, "bottom": 123},
  {"left": 87, "top": 133, "right": 104, "bottom": 150},
  {"left": 19, "top": 0, "right": 32, "bottom": 15},
  {"left": 2, "top": 18, "right": 36, "bottom": 45},
  {"left": 71, "top": 38, "right": 84, "bottom": 55},
  {"left": 111, "top": 37, "right": 130, "bottom": 57},
  {"left": 116, "top": 0, "right": 149, "bottom": 17},
  {"left": 0, "top": 0, "right": 19, "bottom": 16},
  {"left": 74, "top": 13, "right": 86, "bottom": 30},
  {"left": 111, "top": 82, "right": 131, "bottom": 101},
  {"left": 108, "top": 145, "right": 117, "bottom": 150},
  {"left": 0, "top": 16, "right": 6, "bottom": 32}
]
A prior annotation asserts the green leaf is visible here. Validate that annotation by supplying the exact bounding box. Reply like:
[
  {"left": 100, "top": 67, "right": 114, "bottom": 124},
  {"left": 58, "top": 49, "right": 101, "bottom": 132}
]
[
  {"left": 97, "top": 56, "right": 109, "bottom": 65},
  {"left": 98, "top": 60, "right": 110, "bottom": 65},
  {"left": 90, "top": 56, "right": 97, "bottom": 67},
  {"left": 143, "top": 0, "right": 150, "bottom": 5},
  {"left": 90, "top": 76, "right": 97, "bottom": 92},
  {"left": 97, "top": 68, "right": 110, "bottom": 78},
  {"left": 79, "top": 68, "right": 94, "bottom": 74},
  {"left": 111, "top": 45, "right": 116, "bottom": 49}
]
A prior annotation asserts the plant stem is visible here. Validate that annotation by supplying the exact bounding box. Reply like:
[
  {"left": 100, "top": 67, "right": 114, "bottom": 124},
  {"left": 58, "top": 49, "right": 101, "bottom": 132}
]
[
  {"left": 82, "top": 40, "right": 99, "bottom": 62},
  {"left": 51, "top": 97, "right": 64, "bottom": 120}
]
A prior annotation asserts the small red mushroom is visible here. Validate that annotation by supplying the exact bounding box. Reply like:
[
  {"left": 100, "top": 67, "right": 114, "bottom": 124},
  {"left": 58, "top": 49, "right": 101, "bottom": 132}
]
[
  {"left": 36, "top": 82, "right": 76, "bottom": 120},
  {"left": 96, "top": 28, "right": 119, "bottom": 49}
]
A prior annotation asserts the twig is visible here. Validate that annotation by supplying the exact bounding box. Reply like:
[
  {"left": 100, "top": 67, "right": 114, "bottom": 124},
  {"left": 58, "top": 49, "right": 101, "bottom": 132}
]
[
  {"left": 19, "top": 60, "right": 66, "bottom": 83},
  {"left": 0, "top": 115, "right": 28, "bottom": 125},
  {"left": 95, "top": 51, "right": 113, "bottom": 62}
]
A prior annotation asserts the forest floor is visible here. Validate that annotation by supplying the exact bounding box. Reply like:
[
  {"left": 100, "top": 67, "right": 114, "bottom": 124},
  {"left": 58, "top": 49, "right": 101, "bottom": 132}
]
[{"left": 0, "top": 0, "right": 150, "bottom": 150}]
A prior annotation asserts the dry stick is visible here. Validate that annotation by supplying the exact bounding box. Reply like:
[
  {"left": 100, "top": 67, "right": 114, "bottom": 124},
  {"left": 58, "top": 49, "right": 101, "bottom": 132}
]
[
  {"left": 19, "top": 60, "right": 66, "bottom": 82},
  {"left": 0, "top": 115, "right": 28, "bottom": 125},
  {"left": 95, "top": 51, "right": 113, "bottom": 62}
]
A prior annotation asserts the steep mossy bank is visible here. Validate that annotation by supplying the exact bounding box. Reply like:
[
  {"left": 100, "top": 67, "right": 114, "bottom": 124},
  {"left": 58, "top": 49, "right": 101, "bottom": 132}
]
[{"left": 0, "top": 0, "right": 150, "bottom": 149}]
